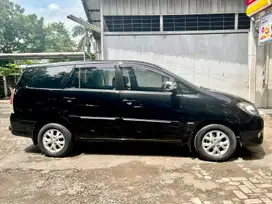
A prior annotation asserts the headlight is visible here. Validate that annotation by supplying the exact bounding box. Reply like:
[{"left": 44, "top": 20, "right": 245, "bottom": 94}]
[{"left": 237, "top": 102, "right": 259, "bottom": 115}]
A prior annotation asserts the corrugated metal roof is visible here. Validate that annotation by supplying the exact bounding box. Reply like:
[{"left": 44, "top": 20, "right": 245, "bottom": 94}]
[
  {"left": 82, "top": 0, "right": 246, "bottom": 24},
  {"left": 102, "top": 0, "right": 246, "bottom": 15},
  {"left": 82, "top": 0, "right": 101, "bottom": 27}
]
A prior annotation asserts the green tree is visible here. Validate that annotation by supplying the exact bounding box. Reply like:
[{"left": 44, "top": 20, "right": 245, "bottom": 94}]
[
  {"left": 0, "top": 0, "right": 75, "bottom": 54},
  {"left": 72, "top": 25, "right": 92, "bottom": 54},
  {"left": 0, "top": 63, "right": 19, "bottom": 76},
  {"left": 45, "top": 22, "right": 76, "bottom": 52},
  {"left": 22, "top": 14, "right": 46, "bottom": 52},
  {"left": 0, "top": 0, "right": 45, "bottom": 53}
]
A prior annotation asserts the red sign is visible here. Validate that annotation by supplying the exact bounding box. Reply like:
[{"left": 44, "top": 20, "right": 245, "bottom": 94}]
[{"left": 246, "top": 0, "right": 257, "bottom": 6}]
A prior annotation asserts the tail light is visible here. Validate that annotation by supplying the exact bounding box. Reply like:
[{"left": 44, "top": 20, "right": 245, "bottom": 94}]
[{"left": 10, "top": 89, "right": 14, "bottom": 104}]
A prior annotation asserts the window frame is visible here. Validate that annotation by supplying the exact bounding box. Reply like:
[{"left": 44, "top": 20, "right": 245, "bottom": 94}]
[
  {"left": 104, "top": 15, "right": 160, "bottom": 32},
  {"left": 119, "top": 63, "right": 174, "bottom": 93},
  {"left": 119, "top": 63, "right": 198, "bottom": 95},
  {"left": 163, "top": 13, "right": 235, "bottom": 32},
  {"left": 238, "top": 13, "right": 250, "bottom": 30},
  {"left": 64, "top": 63, "right": 118, "bottom": 91}
]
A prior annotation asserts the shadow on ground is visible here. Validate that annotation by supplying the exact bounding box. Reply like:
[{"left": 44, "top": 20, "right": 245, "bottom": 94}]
[
  {"left": 24, "top": 144, "right": 41, "bottom": 154},
  {"left": 24, "top": 141, "right": 266, "bottom": 162},
  {"left": 237, "top": 146, "right": 266, "bottom": 160}
]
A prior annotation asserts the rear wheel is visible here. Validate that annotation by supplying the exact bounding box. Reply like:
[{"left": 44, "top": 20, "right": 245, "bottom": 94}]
[
  {"left": 37, "top": 123, "right": 74, "bottom": 157},
  {"left": 194, "top": 124, "right": 237, "bottom": 162}
]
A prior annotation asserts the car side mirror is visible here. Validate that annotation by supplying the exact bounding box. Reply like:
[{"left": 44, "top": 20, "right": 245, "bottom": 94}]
[{"left": 163, "top": 81, "right": 177, "bottom": 94}]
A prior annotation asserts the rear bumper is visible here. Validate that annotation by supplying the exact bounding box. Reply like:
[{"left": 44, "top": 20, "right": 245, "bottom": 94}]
[
  {"left": 10, "top": 113, "right": 35, "bottom": 138},
  {"left": 239, "top": 116, "right": 264, "bottom": 147}
]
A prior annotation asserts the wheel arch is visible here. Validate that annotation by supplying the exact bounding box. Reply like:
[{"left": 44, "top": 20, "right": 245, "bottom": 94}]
[
  {"left": 187, "top": 120, "right": 240, "bottom": 152},
  {"left": 32, "top": 114, "right": 72, "bottom": 145}
]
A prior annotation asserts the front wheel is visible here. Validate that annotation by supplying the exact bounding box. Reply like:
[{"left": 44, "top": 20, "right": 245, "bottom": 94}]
[
  {"left": 194, "top": 124, "right": 237, "bottom": 162},
  {"left": 37, "top": 123, "right": 74, "bottom": 157}
]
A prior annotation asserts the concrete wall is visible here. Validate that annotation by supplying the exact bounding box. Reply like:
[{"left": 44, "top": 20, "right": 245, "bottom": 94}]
[
  {"left": 104, "top": 33, "right": 249, "bottom": 99},
  {"left": 102, "top": 0, "right": 246, "bottom": 15},
  {"left": 255, "top": 44, "right": 272, "bottom": 108}
]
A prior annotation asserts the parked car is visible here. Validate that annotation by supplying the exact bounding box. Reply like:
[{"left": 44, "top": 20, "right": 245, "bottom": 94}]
[{"left": 9, "top": 61, "right": 263, "bottom": 161}]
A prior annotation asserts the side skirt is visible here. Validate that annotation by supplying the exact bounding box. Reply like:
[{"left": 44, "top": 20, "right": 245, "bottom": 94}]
[{"left": 78, "top": 137, "right": 185, "bottom": 145}]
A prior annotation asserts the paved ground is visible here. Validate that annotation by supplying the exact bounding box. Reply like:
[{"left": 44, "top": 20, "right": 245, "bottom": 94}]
[{"left": 1, "top": 102, "right": 272, "bottom": 204}]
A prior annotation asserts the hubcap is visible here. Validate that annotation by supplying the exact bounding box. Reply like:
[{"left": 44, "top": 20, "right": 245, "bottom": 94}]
[
  {"left": 42, "top": 129, "right": 65, "bottom": 153},
  {"left": 202, "top": 130, "right": 230, "bottom": 157}
]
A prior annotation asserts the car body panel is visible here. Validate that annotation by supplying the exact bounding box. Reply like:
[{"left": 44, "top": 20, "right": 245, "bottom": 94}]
[
  {"left": 119, "top": 90, "right": 189, "bottom": 141},
  {"left": 10, "top": 60, "right": 264, "bottom": 149}
]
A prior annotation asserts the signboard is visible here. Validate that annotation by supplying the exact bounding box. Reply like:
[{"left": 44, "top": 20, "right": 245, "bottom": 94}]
[
  {"left": 246, "top": 0, "right": 257, "bottom": 6},
  {"left": 259, "top": 13, "right": 272, "bottom": 44},
  {"left": 246, "top": 0, "right": 271, "bottom": 16}
]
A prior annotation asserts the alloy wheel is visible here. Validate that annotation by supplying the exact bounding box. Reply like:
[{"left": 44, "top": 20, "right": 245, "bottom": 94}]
[
  {"left": 201, "top": 130, "right": 230, "bottom": 157},
  {"left": 42, "top": 129, "right": 66, "bottom": 153}
]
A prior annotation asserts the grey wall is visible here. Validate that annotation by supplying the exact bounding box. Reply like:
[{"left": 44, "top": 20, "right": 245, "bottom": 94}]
[
  {"left": 255, "top": 44, "right": 272, "bottom": 108},
  {"left": 102, "top": 0, "right": 246, "bottom": 15},
  {"left": 104, "top": 33, "right": 249, "bottom": 99}
]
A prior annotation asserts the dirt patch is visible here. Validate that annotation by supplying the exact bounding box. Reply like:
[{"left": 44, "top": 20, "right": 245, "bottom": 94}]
[{"left": 182, "top": 173, "right": 218, "bottom": 191}]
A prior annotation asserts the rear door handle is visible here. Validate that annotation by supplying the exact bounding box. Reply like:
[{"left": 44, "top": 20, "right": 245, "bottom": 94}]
[
  {"left": 63, "top": 97, "right": 76, "bottom": 103},
  {"left": 133, "top": 105, "right": 143, "bottom": 109}
]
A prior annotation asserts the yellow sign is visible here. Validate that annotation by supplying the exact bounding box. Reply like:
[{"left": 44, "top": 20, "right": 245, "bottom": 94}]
[{"left": 246, "top": 0, "right": 271, "bottom": 16}]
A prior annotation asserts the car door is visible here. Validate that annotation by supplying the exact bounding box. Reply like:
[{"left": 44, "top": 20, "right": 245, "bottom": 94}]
[
  {"left": 118, "top": 62, "right": 189, "bottom": 142},
  {"left": 61, "top": 62, "right": 122, "bottom": 139}
]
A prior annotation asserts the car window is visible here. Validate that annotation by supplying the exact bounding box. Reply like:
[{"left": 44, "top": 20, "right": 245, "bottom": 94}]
[
  {"left": 17, "top": 68, "right": 36, "bottom": 87},
  {"left": 178, "top": 82, "right": 196, "bottom": 94},
  {"left": 121, "top": 65, "right": 174, "bottom": 92},
  {"left": 66, "top": 66, "right": 115, "bottom": 90},
  {"left": 26, "top": 66, "right": 73, "bottom": 89}
]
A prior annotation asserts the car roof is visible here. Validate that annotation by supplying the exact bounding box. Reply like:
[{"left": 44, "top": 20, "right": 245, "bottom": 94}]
[
  {"left": 24, "top": 60, "right": 166, "bottom": 72},
  {"left": 25, "top": 60, "right": 118, "bottom": 68},
  {"left": 25, "top": 60, "right": 159, "bottom": 68}
]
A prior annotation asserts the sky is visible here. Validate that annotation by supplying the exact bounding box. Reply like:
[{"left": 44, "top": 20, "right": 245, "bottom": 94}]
[{"left": 12, "top": 0, "right": 87, "bottom": 31}]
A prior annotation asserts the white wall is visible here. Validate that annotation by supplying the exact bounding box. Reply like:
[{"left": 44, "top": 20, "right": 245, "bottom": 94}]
[
  {"left": 104, "top": 33, "right": 249, "bottom": 99},
  {"left": 255, "top": 43, "right": 272, "bottom": 108}
]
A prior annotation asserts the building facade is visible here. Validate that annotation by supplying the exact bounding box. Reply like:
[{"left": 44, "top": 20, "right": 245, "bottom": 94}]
[
  {"left": 82, "top": 0, "right": 250, "bottom": 100},
  {"left": 246, "top": 0, "right": 272, "bottom": 108}
]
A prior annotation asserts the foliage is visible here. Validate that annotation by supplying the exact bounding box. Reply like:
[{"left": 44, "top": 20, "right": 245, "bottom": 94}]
[
  {"left": 20, "top": 60, "right": 40, "bottom": 65},
  {"left": 0, "top": 0, "right": 77, "bottom": 76},
  {"left": 72, "top": 25, "right": 92, "bottom": 54},
  {"left": 0, "top": 0, "right": 45, "bottom": 53},
  {"left": 0, "top": 0, "right": 75, "bottom": 54},
  {"left": 0, "top": 63, "right": 20, "bottom": 76},
  {"left": 90, "top": 53, "right": 96, "bottom": 60},
  {"left": 45, "top": 22, "right": 76, "bottom": 52}
]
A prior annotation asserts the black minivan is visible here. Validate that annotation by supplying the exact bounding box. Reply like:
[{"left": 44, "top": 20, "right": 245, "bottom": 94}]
[{"left": 10, "top": 61, "right": 263, "bottom": 161}]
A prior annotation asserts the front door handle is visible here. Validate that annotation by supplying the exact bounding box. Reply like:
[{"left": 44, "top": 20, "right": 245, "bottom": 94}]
[{"left": 122, "top": 99, "right": 136, "bottom": 106}]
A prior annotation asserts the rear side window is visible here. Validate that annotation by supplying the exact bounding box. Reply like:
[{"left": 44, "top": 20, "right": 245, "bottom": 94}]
[
  {"left": 27, "top": 66, "right": 73, "bottom": 89},
  {"left": 66, "top": 66, "right": 115, "bottom": 90},
  {"left": 17, "top": 68, "right": 36, "bottom": 87}
]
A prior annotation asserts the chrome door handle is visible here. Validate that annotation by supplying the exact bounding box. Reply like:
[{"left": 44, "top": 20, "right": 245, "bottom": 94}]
[
  {"left": 63, "top": 97, "right": 76, "bottom": 100},
  {"left": 63, "top": 97, "right": 76, "bottom": 103},
  {"left": 133, "top": 105, "right": 143, "bottom": 109},
  {"left": 122, "top": 99, "right": 135, "bottom": 106}
]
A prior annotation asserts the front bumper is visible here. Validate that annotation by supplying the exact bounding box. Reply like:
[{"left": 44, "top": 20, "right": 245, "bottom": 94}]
[
  {"left": 10, "top": 113, "right": 35, "bottom": 138},
  {"left": 239, "top": 116, "right": 264, "bottom": 147}
]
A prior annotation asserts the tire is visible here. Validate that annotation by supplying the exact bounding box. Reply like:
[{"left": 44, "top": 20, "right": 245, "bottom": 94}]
[
  {"left": 37, "top": 123, "right": 74, "bottom": 157},
  {"left": 193, "top": 124, "right": 237, "bottom": 162}
]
